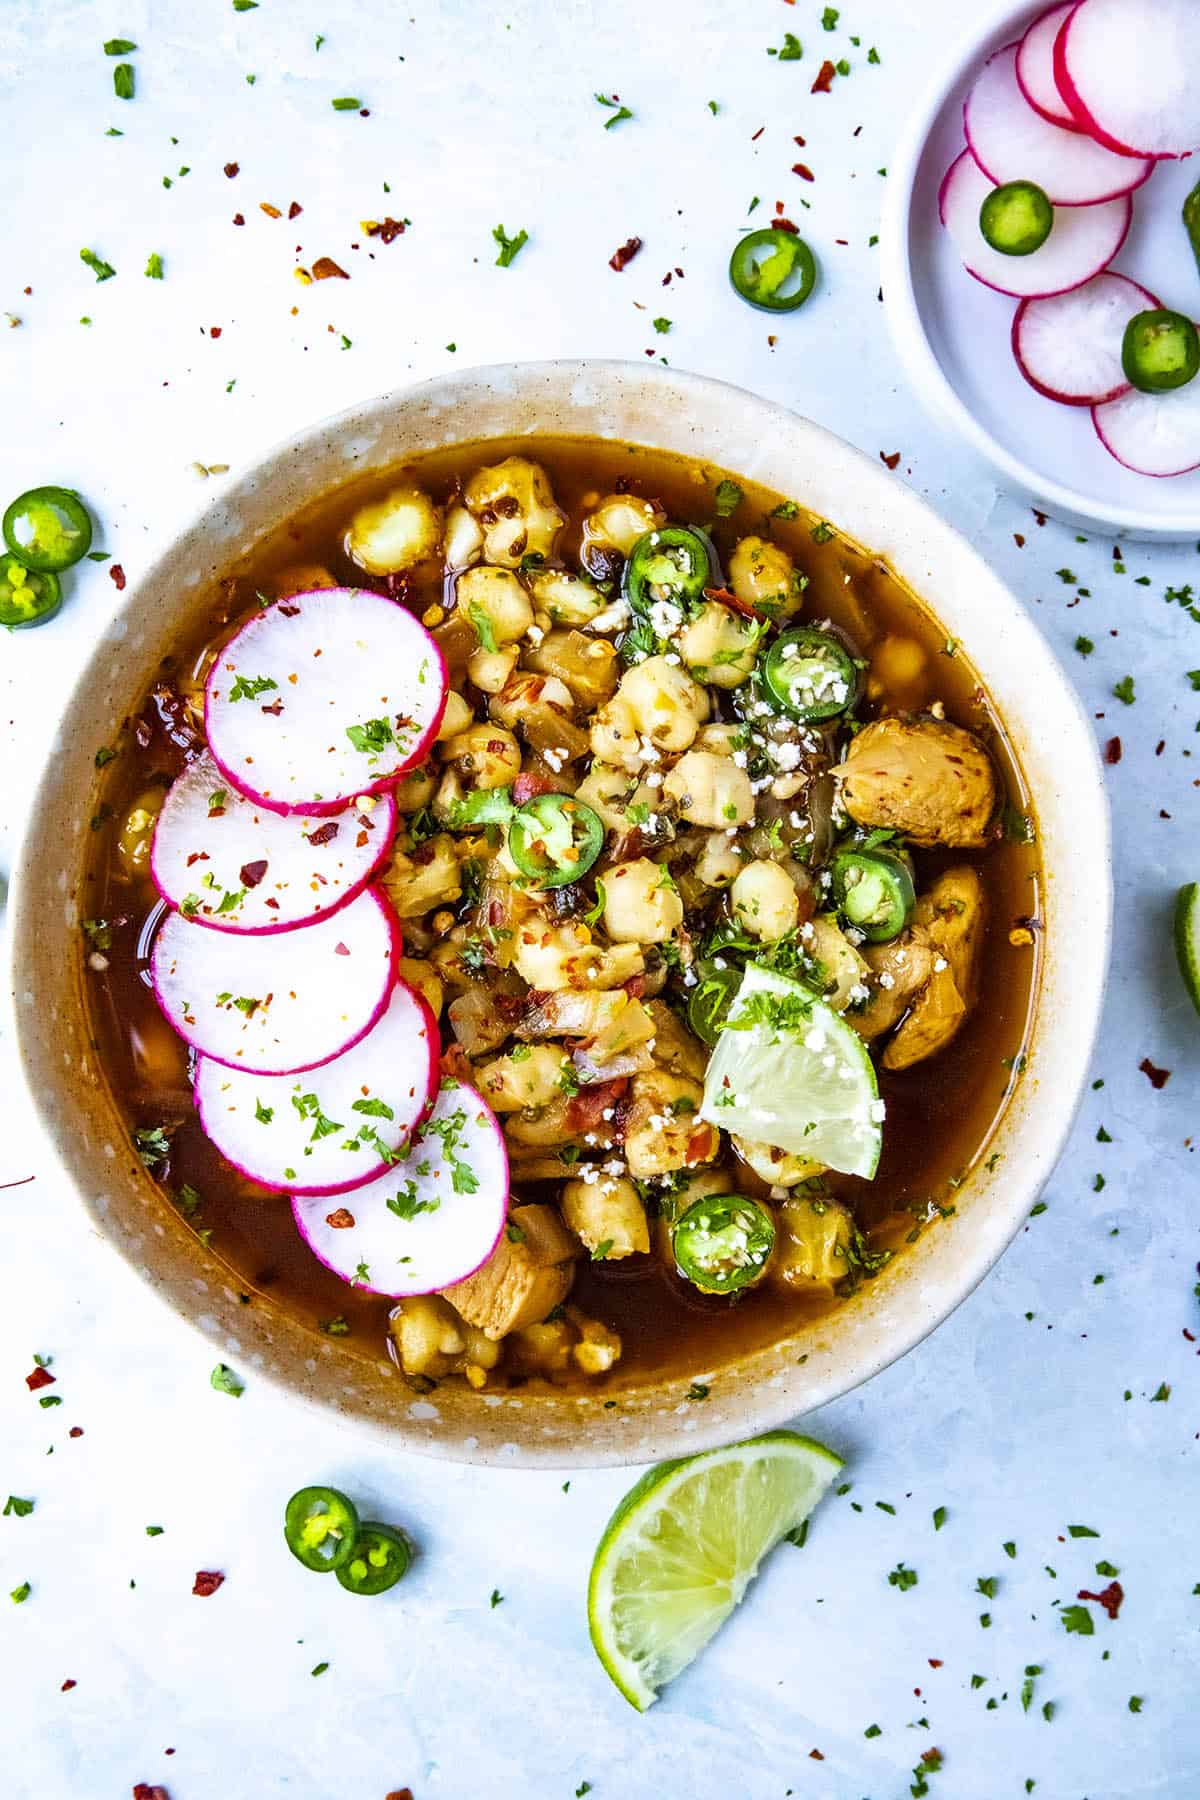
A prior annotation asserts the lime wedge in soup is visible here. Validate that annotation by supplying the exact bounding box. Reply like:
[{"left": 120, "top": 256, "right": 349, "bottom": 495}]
[
  {"left": 699, "top": 962, "right": 883, "bottom": 1179},
  {"left": 588, "top": 1430, "right": 843, "bottom": 1711}
]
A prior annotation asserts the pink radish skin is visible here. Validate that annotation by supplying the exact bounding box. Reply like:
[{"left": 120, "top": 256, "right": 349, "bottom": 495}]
[
  {"left": 1012, "top": 271, "right": 1162, "bottom": 405},
  {"left": 1016, "top": 3, "right": 1080, "bottom": 130},
  {"left": 964, "top": 42, "right": 1153, "bottom": 204},
  {"left": 150, "top": 749, "right": 397, "bottom": 935},
  {"left": 292, "top": 1080, "right": 510, "bottom": 1297},
  {"left": 1093, "top": 370, "right": 1200, "bottom": 476},
  {"left": 1054, "top": 0, "right": 1200, "bottom": 159},
  {"left": 193, "top": 978, "right": 438, "bottom": 1195},
  {"left": 151, "top": 885, "right": 401, "bottom": 1075},
  {"left": 204, "top": 588, "right": 447, "bottom": 818},
  {"left": 939, "top": 151, "right": 1131, "bottom": 299}
]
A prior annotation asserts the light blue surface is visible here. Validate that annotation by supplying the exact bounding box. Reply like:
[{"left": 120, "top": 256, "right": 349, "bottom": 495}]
[{"left": 1, "top": 3, "right": 1197, "bottom": 1796}]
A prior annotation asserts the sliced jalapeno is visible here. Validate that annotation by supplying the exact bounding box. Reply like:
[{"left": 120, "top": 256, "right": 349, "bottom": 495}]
[
  {"left": 335, "top": 1520, "right": 411, "bottom": 1595},
  {"left": 508, "top": 793, "right": 604, "bottom": 887},
  {"left": 284, "top": 1484, "right": 360, "bottom": 1573},
  {"left": 829, "top": 847, "right": 914, "bottom": 943},
  {"left": 672, "top": 1193, "right": 776, "bottom": 1296},
  {"left": 624, "top": 526, "right": 712, "bottom": 616},
  {"left": 687, "top": 962, "right": 744, "bottom": 1046},
  {"left": 978, "top": 180, "right": 1053, "bottom": 257},
  {"left": 729, "top": 228, "right": 817, "bottom": 313},
  {"left": 2, "top": 485, "right": 93, "bottom": 572},
  {"left": 1121, "top": 309, "right": 1200, "bottom": 394},
  {"left": 0, "top": 556, "right": 61, "bottom": 629},
  {"left": 763, "top": 626, "right": 858, "bottom": 722}
]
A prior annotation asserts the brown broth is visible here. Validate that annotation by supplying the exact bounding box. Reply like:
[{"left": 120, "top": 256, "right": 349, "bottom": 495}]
[{"left": 80, "top": 436, "right": 1042, "bottom": 1390}]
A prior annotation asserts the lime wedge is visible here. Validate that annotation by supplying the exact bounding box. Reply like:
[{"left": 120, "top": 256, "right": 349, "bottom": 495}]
[
  {"left": 1176, "top": 881, "right": 1200, "bottom": 1016},
  {"left": 699, "top": 962, "right": 882, "bottom": 1178},
  {"left": 588, "top": 1430, "right": 843, "bottom": 1711}
]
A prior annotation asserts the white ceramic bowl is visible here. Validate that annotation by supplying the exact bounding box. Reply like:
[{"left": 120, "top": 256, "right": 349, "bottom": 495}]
[
  {"left": 8, "top": 361, "right": 1111, "bottom": 1465},
  {"left": 882, "top": 0, "right": 1200, "bottom": 540}
]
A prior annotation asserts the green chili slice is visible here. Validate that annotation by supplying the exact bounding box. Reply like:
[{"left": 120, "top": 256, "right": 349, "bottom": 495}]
[
  {"left": 284, "top": 1485, "right": 360, "bottom": 1573},
  {"left": 335, "top": 1520, "right": 411, "bottom": 1595},
  {"left": 829, "top": 847, "right": 914, "bottom": 943},
  {"left": 1121, "top": 309, "right": 1200, "bottom": 394},
  {"left": 624, "top": 526, "right": 712, "bottom": 616},
  {"left": 2, "top": 486, "right": 93, "bottom": 572},
  {"left": 763, "top": 626, "right": 858, "bottom": 722},
  {"left": 0, "top": 557, "right": 61, "bottom": 630},
  {"left": 687, "top": 963, "right": 744, "bottom": 1046},
  {"left": 672, "top": 1193, "right": 776, "bottom": 1295},
  {"left": 1184, "top": 177, "right": 1200, "bottom": 281},
  {"left": 508, "top": 793, "right": 604, "bottom": 887},
  {"left": 729, "top": 228, "right": 817, "bottom": 313},
  {"left": 978, "top": 181, "right": 1053, "bottom": 257}
]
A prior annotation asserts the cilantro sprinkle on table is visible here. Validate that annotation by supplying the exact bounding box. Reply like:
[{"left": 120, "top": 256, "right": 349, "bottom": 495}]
[
  {"left": 113, "top": 62, "right": 134, "bottom": 99},
  {"left": 210, "top": 1362, "right": 244, "bottom": 1397},
  {"left": 492, "top": 223, "right": 529, "bottom": 267},
  {"left": 80, "top": 248, "right": 116, "bottom": 281},
  {"left": 103, "top": 37, "right": 136, "bottom": 54}
]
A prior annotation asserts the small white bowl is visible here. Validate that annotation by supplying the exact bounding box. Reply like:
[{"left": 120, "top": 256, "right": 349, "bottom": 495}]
[{"left": 881, "top": 0, "right": 1200, "bottom": 540}]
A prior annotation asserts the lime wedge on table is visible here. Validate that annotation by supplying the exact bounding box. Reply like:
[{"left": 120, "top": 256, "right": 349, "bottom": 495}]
[
  {"left": 588, "top": 1431, "right": 843, "bottom": 1711},
  {"left": 699, "top": 963, "right": 882, "bottom": 1179},
  {"left": 1176, "top": 882, "right": 1200, "bottom": 1016}
]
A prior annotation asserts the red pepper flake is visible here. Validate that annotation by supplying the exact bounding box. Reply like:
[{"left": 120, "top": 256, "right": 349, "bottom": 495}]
[
  {"left": 61, "top": 1678, "right": 77, "bottom": 1691},
  {"left": 365, "top": 217, "right": 407, "bottom": 244},
  {"left": 1155, "top": 739, "right": 1165, "bottom": 756},
  {"left": 1013, "top": 532, "right": 1026, "bottom": 547},
  {"left": 811, "top": 59, "right": 836, "bottom": 93},
  {"left": 1139, "top": 1056, "right": 1170, "bottom": 1090},
  {"left": 288, "top": 201, "right": 303, "bottom": 220},
  {"left": 209, "top": 327, "right": 222, "bottom": 339},
  {"left": 880, "top": 450, "right": 901, "bottom": 470},
  {"left": 609, "top": 236, "right": 642, "bottom": 273},
  {"left": 264, "top": 896, "right": 280, "bottom": 910},
  {"left": 232, "top": 213, "right": 245, "bottom": 226},
  {"left": 133, "top": 1787, "right": 169, "bottom": 1800},
  {"left": 192, "top": 1570, "right": 224, "bottom": 1598},
  {"left": 1104, "top": 736, "right": 1122, "bottom": 764},
  {"left": 260, "top": 201, "right": 282, "bottom": 219},
  {"left": 773, "top": 216, "right": 799, "bottom": 234},
  {"left": 334, "top": 942, "right": 350, "bottom": 956},
  {"left": 239, "top": 858, "right": 268, "bottom": 888},
  {"left": 311, "top": 256, "right": 350, "bottom": 280},
  {"left": 69, "top": 1426, "right": 83, "bottom": 1438},
  {"left": 306, "top": 821, "right": 340, "bottom": 847},
  {"left": 793, "top": 133, "right": 807, "bottom": 147},
  {"left": 385, "top": 1791, "right": 414, "bottom": 1800},
  {"left": 751, "top": 125, "right": 765, "bottom": 141},
  {"left": 110, "top": 563, "right": 127, "bottom": 591},
  {"left": 809, "top": 1750, "right": 825, "bottom": 1761},
  {"left": 223, "top": 162, "right": 239, "bottom": 179},
  {"left": 928, "top": 1658, "right": 944, "bottom": 1668},
  {"left": 1078, "top": 1580, "right": 1123, "bottom": 1620},
  {"left": 325, "top": 1208, "right": 356, "bottom": 1229},
  {"left": 791, "top": 163, "right": 815, "bottom": 181},
  {"left": 26, "top": 1366, "right": 55, "bottom": 1392},
  {"left": 261, "top": 698, "right": 284, "bottom": 716},
  {"left": 1032, "top": 508, "right": 1047, "bottom": 525}
]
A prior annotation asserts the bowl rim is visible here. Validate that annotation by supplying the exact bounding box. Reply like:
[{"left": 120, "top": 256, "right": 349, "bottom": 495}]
[
  {"left": 879, "top": 0, "right": 1200, "bottom": 541},
  {"left": 6, "top": 357, "right": 1113, "bottom": 1465}
]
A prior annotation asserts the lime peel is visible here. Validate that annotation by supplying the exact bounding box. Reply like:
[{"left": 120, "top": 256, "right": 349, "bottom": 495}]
[
  {"left": 699, "top": 962, "right": 882, "bottom": 1178},
  {"left": 588, "top": 1430, "right": 843, "bottom": 1711},
  {"left": 1175, "top": 881, "right": 1200, "bottom": 1016}
]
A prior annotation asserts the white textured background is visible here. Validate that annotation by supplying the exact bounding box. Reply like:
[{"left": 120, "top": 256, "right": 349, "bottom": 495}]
[{"left": 1, "top": 3, "right": 1198, "bottom": 1797}]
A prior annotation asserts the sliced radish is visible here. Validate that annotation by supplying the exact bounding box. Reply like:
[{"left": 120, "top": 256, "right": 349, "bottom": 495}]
[
  {"left": 193, "top": 978, "right": 437, "bottom": 1194},
  {"left": 1055, "top": 0, "right": 1200, "bottom": 159},
  {"left": 1012, "top": 270, "right": 1162, "bottom": 404},
  {"left": 1016, "top": 3, "right": 1079, "bottom": 129},
  {"left": 1093, "top": 371, "right": 1200, "bottom": 475},
  {"left": 151, "top": 750, "right": 397, "bottom": 934},
  {"left": 204, "top": 588, "right": 447, "bottom": 816},
  {"left": 151, "top": 886, "right": 400, "bottom": 1075},
  {"left": 291, "top": 1080, "right": 509, "bottom": 1296},
  {"left": 964, "top": 43, "right": 1152, "bottom": 203},
  {"left": 939, "top": 151, "right": 1131, "bottom": 298}
]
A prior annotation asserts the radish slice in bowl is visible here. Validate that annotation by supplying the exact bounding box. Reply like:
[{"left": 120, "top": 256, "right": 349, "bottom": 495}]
[
  {"left": 965, "top": 43, "right": 1152, "bottom": 204},
  {"left": 193, "top": 977, "right": 438, "bottom": 1194},
  {"left": 151, "top": 749, "right": 397, "bottom": 934},
  {"left": 1093, "top": 371, "right": 1200, "bottom": 475},
  {"left": 1016, "top": 2, "right": 1080, "bottom": 130},
  {"left": 204, "top": 587, "right": 447, "bottom": 816},
  {"left": 151, "top": 885, "right": 400, "bottom": 1074},
  {"left": 1012, "top": 271, "right": 1162, "bottom": 405},
  {"left": 940, "top": 151, "right": 1131, "bottom": 298},
  {"left": 292, "top": 1080, "right": 509, "bottom": 1296},
  {"left": 1054, "top": 0, "right": 1200, "bottom": 159}
]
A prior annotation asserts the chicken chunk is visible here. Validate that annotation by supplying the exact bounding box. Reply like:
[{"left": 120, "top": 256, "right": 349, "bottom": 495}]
[
  {"left": 838, "top": 717, "right": 998, "bottom": 849},
  {"left": 769, "top": 1196, "right": 853, "bottom": 1290},
  {"left": 440, "top": 1203, "right": 578, "bottom": 1340},
  {"left": 884, "top": 867, "right": 985, "bottom": 1070},
  {"left": 851, "top": 934, "right": 936, "bottom": 1040}
]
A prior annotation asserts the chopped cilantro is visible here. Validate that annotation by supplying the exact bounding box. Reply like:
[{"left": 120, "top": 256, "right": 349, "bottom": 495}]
[
  {"left": 113, "top": 63, "right": 135, "bottom": 100},
  {"left": 932, "top": 1505, "right": 947, "bottom": 1530},
  {"left": 10, "top": 1582, "right": 31, "bottom": 1604},
  {"left": 345, "top": 717, "right": 394, "bottom": 755},
  {"left": 887, "top": 1561, "right": 918, "bottom": 1591},
  {"left": 144, "top": 252, "right": 164, "bottom": 279},
  {"left": 1074, "top": 635, "right": 1094, "bottom": 655},
  {"left": 210, "top": 1363, "right": 244, "bottom": 1397},
  {"left": 104, "top": 37, "right": 137, "bottom": 53},
  {"left": 80, "top": 247, "right": 116, "bottom": 281},
  {"left": 133, "top": 1125, "right": 171, "bottom": 1169},
  {"left": 714, "top": 479, "right": 744, "bottom": 517},
  {"left": 3, "top": 1497, "right": 33, "bottom": 1518},
  {"left": 1112, "top": 675, "right": 1136, "bottom": 705},
  {"left": 821, "top": 6, "right": 839, "bottom": 26},
  {"left": 1061, "top": 1603, "right": 1094, "bottom": 1635},
  {"left": 331, "top": 96, "right": 362, "bottom": 110},
  {"left": 489, "top": 1588, "right": 503, "bottom": 1607},
  {"left": 228, "top": 673, "right": 278, "bottom": 702},
  {"left": 770, "top": 32, "right": 803, "bottom": 60},
  {"left": 492, "top": 223, "right": 529, "bottom": 268},
  {"left": 652, "top": 316, "right": 672, "bottom": 333},
  {"left": 595, "top": 93, "right": 634, "bottom": 128},
  {"left": 1067, "top": 1524, "right": 1099, "bottom": 1538}
]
